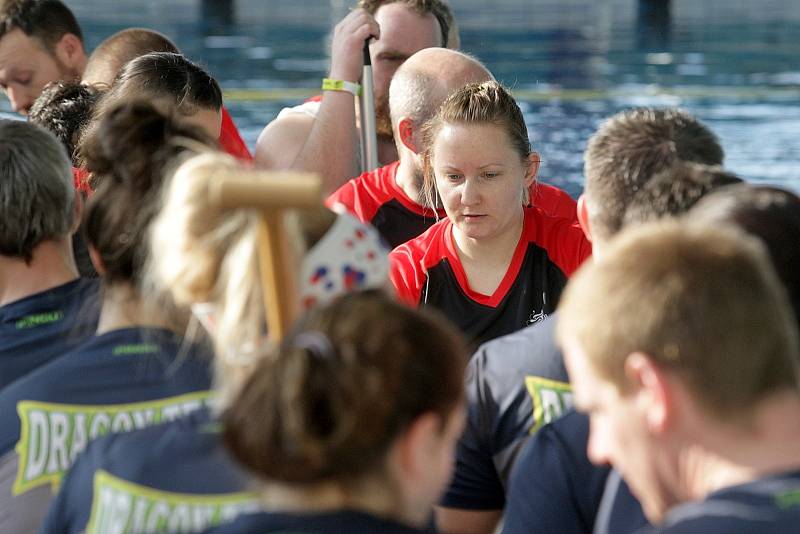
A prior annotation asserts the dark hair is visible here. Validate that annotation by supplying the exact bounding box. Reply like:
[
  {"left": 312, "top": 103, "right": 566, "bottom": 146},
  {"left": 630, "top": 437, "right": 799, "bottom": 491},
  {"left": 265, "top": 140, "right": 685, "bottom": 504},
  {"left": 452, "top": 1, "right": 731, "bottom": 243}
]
[
  {"left": 224, "top": 290, "right": 467, "bottom": 484},
  {"left": 28, "top": 80, "right": 101, "bottom": 165},
  {"left": 111, "top": 52, "right": 222, "bottom": 113},
  {"left": 0, "top": 119, "right": 73, "bottom": 261},
  {"left": 83, "top": 28, "right": 180, "bottom": 87},
  {"left": 584, "top": 108, "right": 724, "bottom": 240},
  {"left": 421, "top": 80, "right": 531, "bottom": 208},
  {"left": 622, "top": 162, "right": 742, "bottom": 226},
  {"left": 688, "top": 184, "right": 800, "bottom": 330},
  {"left": 358, "top": 0, "right": 452, "bottom": 48},
  {"left": 0, "top": 0, "right": 83, "bottom": 50},
  {"left": 81, "top": 100, "right": 214, "bottom": 286}
]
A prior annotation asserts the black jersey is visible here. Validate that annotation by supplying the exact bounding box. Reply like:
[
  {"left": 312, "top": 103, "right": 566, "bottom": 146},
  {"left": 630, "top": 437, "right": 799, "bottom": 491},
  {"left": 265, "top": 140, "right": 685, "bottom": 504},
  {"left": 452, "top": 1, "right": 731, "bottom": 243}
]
[
  {"left": 390, "top": 207, "right": 591, "bottom": 346},
  {"left": 440, "top": 316, "right": 574, "bottom": 510},
  {"left": 0, "top": 278, "right": 100, "bottom": 389},
  {"left": 200, "top": 509, "right": 435, "bottom": 534}
]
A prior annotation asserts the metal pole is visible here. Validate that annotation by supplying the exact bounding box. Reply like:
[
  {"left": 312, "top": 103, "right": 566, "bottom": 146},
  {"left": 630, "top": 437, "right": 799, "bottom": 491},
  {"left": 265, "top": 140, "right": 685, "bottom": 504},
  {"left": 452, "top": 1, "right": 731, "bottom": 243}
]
[{"left": 359, "top": 41, "right": 379, "bottom": 173}]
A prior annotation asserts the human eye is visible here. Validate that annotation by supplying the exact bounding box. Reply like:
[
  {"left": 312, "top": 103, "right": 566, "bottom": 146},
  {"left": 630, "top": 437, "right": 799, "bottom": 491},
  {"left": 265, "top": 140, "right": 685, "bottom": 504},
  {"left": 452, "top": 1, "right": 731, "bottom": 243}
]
[
  {"left": 482, "top": 171, "right": 500, "bottom": 180},
  {"left": 15, "top": 72, "right": 32, "bottom": 86},
  {"left": 444, "top": 173, "right": 462, "bottom": 182}
]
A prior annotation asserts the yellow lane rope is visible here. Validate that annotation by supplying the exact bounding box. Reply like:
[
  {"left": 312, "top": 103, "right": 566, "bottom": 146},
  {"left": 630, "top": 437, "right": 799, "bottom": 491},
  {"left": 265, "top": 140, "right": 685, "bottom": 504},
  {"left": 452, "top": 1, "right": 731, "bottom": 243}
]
[{"left": 223, "top": 86, "right": 800, "bottom": 103}]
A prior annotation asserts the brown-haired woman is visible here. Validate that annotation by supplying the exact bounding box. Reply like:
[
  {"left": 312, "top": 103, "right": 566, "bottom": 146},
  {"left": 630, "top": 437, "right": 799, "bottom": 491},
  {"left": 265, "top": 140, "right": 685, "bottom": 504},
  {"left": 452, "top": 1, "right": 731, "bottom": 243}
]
[
  {"left": 390, "top": 81, "right": 591, "bottom": 346},
  {"left": 203, "top": 290, "right": 468, "bottom": 534},
  {"left": 0, "top": 101, "right": 216, "bottom": 531}
]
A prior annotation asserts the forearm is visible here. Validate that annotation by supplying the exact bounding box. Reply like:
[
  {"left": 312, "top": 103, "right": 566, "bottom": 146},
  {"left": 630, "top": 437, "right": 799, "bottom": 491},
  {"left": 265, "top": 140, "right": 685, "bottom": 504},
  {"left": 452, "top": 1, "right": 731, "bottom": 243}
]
[{"left": 290, "top": 90, "right": 360, "bottom": 194}]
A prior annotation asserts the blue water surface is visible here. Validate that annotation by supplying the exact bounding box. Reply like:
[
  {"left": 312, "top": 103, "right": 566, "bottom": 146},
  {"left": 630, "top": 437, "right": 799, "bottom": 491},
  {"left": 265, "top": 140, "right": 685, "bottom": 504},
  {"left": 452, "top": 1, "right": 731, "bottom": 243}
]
[{"left": 3, "top": 0, "right": 798, "bottom": 196}]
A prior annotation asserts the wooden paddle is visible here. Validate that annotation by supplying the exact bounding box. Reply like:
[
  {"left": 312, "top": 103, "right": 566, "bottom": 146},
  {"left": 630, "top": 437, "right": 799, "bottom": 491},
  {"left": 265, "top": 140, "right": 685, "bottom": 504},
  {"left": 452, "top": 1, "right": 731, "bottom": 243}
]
[{"left": 208, "top": 170, "right": 322, "bottom": 341}]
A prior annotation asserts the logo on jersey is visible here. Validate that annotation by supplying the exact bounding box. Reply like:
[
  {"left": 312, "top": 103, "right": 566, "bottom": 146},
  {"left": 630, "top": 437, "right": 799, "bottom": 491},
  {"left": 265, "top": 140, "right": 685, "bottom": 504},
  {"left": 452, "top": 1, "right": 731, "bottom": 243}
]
[
  {"left": 86, "top": 470, "right": 261, "bottom": 534},
  {"left": 524, "top": 376, "right": 573, "bottom": 433},
  {"left": 13, "top": 391, "right": 212, "bottom": 496},
  {"left": 15, "top": 310, "right": 64, "bottom": 329}
]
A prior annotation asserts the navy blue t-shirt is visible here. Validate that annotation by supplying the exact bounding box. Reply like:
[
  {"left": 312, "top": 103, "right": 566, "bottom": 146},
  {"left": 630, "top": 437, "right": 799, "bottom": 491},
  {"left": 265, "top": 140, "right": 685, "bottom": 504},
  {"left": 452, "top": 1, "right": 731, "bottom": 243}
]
[
  {"left": 441, "top": 316, "right": 573, "bottom": 511},
  {"left": 645, "top": 470, "right": 800, "bottom": 533},
  {"left": 0, "top": 327, "right": 214, "bottom": 534},
  {"left": 201, "top": 509, "right": 435, "bottom": 534},
  {"left": 41, "top": 407, "right": 260, "bottom": 534},
  {"left": 0, "top": 278, "right": 100, "bottom": 389},
  {"left": 502, "top": 411, "right": 609, "bottom": 534}
]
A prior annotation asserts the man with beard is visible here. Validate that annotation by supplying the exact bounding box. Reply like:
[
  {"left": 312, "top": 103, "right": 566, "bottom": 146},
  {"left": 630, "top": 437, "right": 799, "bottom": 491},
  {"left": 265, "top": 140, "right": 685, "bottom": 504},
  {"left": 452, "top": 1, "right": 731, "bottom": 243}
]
[
  {"left": 255, "top": 0, "right": 456, "bottom": 194},
  {"left": 0, "top": 0, "right": 87, "bottom": 115},
  {"left": 326, "top": 47, "right": 492, "bottom": 248}
]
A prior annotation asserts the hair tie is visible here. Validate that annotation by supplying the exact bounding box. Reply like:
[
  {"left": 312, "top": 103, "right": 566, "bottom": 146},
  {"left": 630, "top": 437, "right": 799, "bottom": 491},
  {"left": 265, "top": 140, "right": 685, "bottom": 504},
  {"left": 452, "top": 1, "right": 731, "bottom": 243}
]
[{"left": 293, "top": 331, "right": 337, "bottom": 362}]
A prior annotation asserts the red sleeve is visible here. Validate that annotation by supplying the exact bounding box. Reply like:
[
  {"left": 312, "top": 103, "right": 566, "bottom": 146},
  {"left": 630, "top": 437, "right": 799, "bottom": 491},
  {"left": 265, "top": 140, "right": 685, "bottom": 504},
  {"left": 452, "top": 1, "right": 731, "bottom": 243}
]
[
  {"left": 325, "top": 173, "right": 381, "bottom": 223},
  {"left": 552, "top": 219, "right": 592, "bottom": 276},
  {"left": 532, "top": 182, "right": 577, "bottom": 221},
  {"left": 219, "top": 106, "right": 253, "bottom": 161},
  {"left": 72, "top": 167, "right": 91, "bottom": 194},
  {"left": 530, "top": 207, "right": 592, "bottom": 277},
  {"left": 389, "top": 241, "right": 429, "bottom": 306},
  {"left": 325, "top": 164, "right": 396, "bottom": 224}
]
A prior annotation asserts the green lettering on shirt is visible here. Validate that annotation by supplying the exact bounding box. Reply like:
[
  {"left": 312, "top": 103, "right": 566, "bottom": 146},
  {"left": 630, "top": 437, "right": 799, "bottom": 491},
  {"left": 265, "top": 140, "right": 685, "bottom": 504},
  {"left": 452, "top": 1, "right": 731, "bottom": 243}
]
[{"left": 15, "top": 311, "right": 64, "bottom": 330}]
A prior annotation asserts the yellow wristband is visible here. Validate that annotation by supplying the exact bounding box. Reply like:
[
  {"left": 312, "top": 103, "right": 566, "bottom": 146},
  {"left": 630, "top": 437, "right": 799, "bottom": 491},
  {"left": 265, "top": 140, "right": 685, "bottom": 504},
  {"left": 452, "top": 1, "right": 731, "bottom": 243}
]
[{"left": 322, "top": 78, "right": 362, "bottom": 96}]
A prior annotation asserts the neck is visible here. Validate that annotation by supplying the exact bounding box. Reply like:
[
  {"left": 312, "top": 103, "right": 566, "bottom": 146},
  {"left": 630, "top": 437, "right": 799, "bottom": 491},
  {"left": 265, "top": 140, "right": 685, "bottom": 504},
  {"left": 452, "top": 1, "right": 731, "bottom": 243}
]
[
  {"left": 96, "top": 282, "right": 173, "bottom": 335},
  {"left": 394, "top": 156, "right": 424, "bottom": 206},
  {"left": 377, "top": 136, "right": 398, "bottom": 167},
  {"left": 679, "top": 391, "right": 800, "bottom": 502},
  {"left": 453, "top": 208, "right": 525, "bottom": 264},
  {"left": 261, "top": 476, "right": 421, "bottom": 527},
  {"left": 0, "top": 240, "right": 78, "bottom": 307}
]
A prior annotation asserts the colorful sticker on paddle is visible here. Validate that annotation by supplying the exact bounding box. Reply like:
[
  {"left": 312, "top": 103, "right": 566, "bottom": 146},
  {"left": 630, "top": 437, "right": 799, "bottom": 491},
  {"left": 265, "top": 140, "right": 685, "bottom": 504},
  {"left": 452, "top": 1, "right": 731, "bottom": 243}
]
[
  {"left": 524, "top": 376, "right": 573, "bottom": 434},
  {"left": 86, "top": 470, "right": 262, "bottom": 534},
  {"left": 300, "top": 209, "right": 389, "bottom": 311}
]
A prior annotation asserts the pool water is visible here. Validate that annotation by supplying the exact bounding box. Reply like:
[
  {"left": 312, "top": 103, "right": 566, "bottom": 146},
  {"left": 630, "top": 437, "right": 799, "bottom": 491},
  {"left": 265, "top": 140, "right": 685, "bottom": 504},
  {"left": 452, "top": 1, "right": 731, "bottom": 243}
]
[{"left": 4, "top": 0, "right": 799, "bottom": 196}]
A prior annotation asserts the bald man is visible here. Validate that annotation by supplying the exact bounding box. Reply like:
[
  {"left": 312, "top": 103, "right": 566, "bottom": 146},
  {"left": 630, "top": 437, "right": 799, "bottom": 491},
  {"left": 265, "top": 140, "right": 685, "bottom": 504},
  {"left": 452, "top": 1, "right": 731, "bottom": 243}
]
[
  {"left": 327, "top": 47, "right": 576, "bottom": 248},
  {"left": 325, "top": 47, "right": 491, "bottom": 248}
]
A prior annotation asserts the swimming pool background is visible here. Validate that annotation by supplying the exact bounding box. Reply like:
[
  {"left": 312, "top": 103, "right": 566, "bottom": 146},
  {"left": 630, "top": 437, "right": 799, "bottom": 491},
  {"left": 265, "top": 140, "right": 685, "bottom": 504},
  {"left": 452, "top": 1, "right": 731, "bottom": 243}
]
[{"left": 3, "top": 0, "right": 799, "bottom": 196}]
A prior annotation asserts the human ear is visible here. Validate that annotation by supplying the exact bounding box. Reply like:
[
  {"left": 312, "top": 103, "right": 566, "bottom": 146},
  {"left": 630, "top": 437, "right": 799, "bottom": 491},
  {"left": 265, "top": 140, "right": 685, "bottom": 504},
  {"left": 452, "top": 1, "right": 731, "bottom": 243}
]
[
  {"left": 54, "top": 33, "right": 85, "bottom": 71},
  {"left": 625, "top": 352, "right": 671, "bottom": 435},
  {"left": 87, "top": 244, "right": 107, "bottom": 276},
  {"left": 395, "top": 412, "right": 442, "bottom": 482},
  {"left": 397, "top": 117, "right": 418, "bottom": 154},
  {"left": 70, "top": 193, "right": 84, "bottom": 235},
  {"left": 524, "top": 152, "right": 540, "bottom": 187},
  {"left": 577, "top": 194, "right": 593, "bottom": 242}
]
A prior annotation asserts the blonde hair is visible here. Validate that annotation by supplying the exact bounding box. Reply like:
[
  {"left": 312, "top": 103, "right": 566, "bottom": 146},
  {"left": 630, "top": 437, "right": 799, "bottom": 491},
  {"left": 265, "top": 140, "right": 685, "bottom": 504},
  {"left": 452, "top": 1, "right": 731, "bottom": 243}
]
[
  {"left": 557, "top": 221, "right": 800, "bottom": 421},
  {"left": 149, "top": 152, "right": 340, "bottom": 405},
  {"left": 420, "top": 81, "right": 533, "bottom": 210},
  {"left": 149, "top": 152, "right": 264, "bottom": 404}
]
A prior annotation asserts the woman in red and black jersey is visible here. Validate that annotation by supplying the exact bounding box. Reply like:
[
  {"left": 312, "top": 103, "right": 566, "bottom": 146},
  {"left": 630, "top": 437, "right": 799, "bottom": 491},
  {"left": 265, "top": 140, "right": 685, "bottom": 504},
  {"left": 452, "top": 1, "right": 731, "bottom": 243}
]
[{"left": 390, "top": 81, "right": 591, "bottom": 346}]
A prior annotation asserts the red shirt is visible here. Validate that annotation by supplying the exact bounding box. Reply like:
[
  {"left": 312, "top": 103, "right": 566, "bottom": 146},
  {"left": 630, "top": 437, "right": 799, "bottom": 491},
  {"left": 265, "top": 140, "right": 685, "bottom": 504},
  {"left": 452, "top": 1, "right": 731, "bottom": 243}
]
[
  {"left": 390, "top": 206, "right": 591, "bottom": 345},
  {"left": 219, "top": 106, "right": 252, "bottom": 162},
  {"left": 328, "top": 160, "right": 577, "bottom": 248}
]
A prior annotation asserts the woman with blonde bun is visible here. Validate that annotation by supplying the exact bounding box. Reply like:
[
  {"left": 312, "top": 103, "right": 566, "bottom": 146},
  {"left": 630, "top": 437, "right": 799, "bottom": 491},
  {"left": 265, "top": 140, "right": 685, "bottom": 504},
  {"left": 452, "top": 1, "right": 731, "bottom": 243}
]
[{"left": 43, "top": 151, "right": 393, "bottom": 534}]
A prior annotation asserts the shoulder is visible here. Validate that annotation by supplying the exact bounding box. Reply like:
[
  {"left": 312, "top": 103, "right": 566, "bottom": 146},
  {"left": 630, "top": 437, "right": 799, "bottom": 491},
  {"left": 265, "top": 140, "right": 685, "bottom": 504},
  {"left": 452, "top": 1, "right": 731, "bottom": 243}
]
[
  {"left": 523, "top": 207, "right": 592, "bottom": 275},
  {"left": 389, "top": 219, "right": 449, "bottom": 305},
  {"left": 326, "top": 162, "right": 399, "bottom": 222},
  {"left": 533, "top": 182, "right": 578, "bottom": 221},
  {"left": 255, "top": 111, "right": 316, "bottom": 169}
]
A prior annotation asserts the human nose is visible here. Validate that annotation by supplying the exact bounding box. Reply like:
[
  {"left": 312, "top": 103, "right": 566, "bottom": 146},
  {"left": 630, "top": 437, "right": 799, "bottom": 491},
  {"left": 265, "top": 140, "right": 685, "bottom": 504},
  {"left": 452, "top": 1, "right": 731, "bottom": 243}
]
[
  {"left": 7, "top": 87, "right": 30, "bottom": 115},
  {"left": 460, "top": 176, "right": 480, "bottom": 206}
]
